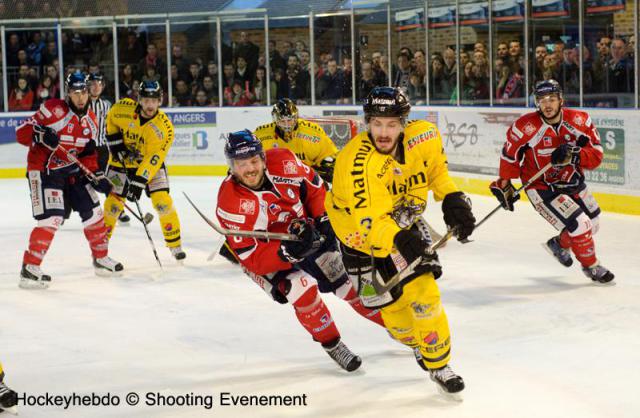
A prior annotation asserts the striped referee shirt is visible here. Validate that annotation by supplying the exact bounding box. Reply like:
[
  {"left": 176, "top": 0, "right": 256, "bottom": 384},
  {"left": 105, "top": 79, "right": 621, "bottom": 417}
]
[{"left": 89, "top": 97, "right": 112, "bottom": 147}]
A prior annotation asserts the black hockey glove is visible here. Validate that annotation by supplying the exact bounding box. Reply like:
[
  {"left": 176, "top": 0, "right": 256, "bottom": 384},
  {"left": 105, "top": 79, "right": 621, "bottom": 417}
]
[
  {"left": 32, "top": 124, "right": 59, "bottom": 151},
  {"left": 551, "top": 144, "right": 581, "bottom": 168},
  {"left": 442, "top": 191, "right": 476, "bottom": 241},
  {"left": 314, "top": 213, "right": 333, "bottom": 239},
  {"left": 490, "top": 178, "right": 520, "bottom": 211},
  {"left": 393, "top": 229, "right": 442, "bottom": 279},
  {"left": 315, "top": 157, "right": 335, "bottom": 184},
  {"left": 125, "top": 174, "right": 146, "bottom": 202},
  {"left": 92, "top": 171, "right": 113, "bottom": 195},
  {"left": 277, "top": 219, "right": 323, "bottom": 264},
  {"left": 106, "top": 132, "right": 128, "bottom": 161}
]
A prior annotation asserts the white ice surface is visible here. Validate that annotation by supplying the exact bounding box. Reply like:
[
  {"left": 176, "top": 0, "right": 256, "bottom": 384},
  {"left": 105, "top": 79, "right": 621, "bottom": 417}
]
[{"left": 1, "top": 177, "right": 639, "bottom": 418}]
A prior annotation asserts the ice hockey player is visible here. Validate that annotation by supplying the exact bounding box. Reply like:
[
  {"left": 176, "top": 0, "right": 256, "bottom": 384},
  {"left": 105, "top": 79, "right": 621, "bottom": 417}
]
[
  {"left": 490, "top": 79, "right": 614, "bottom": 284},
  {"left": 16, "top": 71, "right": 123, "bottom": 289},
  {"left": 326, "top": 87, "right": 476, "bottom": 395},
  {"left": 87, "top": 72, "right": 131, "bottom": 225},
  {"left": 0, "top": 363, "right": 18, "bottom": 414},
  {"left": 215, "top": 130, "right": 385, "bottom": 372},
  {"left": 254, "top": 98, "right": 338, "bottom": 184},
  {"left": 102, "top": 80, "right": 186, "bottom": 262}
]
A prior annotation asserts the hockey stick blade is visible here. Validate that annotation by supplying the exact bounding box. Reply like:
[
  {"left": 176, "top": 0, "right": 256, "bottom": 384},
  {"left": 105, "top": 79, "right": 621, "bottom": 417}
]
[
  {"left": 182, "top": 192, "right": 301, "bottom": 241},
  {"left": 372, "top": 228, "right": 457, "bottom": 295}
]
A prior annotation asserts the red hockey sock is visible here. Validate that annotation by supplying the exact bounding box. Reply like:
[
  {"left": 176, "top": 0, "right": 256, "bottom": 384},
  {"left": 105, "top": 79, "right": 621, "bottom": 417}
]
[
  {"left": 559, "top": 229, "right": 572, "bottom": 249},
  {"left": 341, "top": 286, "right": 385, "bottom": 327},
  {"left": 293, "top": 286, "right": 340, "bottom": 345},
  {"left": 570, "top": 230, "right": 597, "bottom": 267},
  {"left": 84, "top": 220, "right": 109, "bottom": 259},
  {"left": 23, "top": 226, "right": 56, "bottom": 266}
]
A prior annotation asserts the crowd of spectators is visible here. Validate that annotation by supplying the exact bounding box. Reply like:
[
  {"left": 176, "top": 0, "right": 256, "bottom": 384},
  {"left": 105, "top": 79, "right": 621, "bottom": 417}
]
[{"left": 2, "top": 21, "right": 636, "bottom": 110}]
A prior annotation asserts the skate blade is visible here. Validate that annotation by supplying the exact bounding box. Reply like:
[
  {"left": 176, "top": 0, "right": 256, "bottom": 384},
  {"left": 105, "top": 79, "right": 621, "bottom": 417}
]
[
  {"left": 19, "top": 277, "right": 50, "bottom": 290},
  {"left": 436, "top": 384, "right": 464, "bottom": 402},
  {"left": 2, "top": 405, "right": 18, "bottom": 415},
  {"left": 174, "top": 259, "right": 185, "bottom": 266},
  {"left": 592, "top": 279, "right": 616, "bottom": 287},
  {"left": 94, "top": 268, "right": 124, "bottom": 278}
]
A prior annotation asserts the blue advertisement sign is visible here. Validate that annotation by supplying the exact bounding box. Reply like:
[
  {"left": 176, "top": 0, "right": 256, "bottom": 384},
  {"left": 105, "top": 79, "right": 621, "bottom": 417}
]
[{"left": 0, "top": 114, "right": 29, "bottom": 145}]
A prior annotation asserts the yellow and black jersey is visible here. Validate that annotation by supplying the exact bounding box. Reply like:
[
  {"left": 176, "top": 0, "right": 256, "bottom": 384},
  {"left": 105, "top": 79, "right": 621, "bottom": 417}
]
[
  {"left": 106, "top": 98, "right": 175, "bottom": 182},
  {"left": 326, "top": 119, "right": 459, "bottom": 257},
  {"left": 254, "top": 119, "right": 338, "bottom": 169}
]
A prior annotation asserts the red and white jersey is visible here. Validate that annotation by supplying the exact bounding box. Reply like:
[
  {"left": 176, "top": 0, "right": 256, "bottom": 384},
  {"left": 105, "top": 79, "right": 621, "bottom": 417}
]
[
  {"left": 500, "top": 108, "right": 603, "bottom": 190},
  {"left": 216, "top": 148, "right": 326, "bottom": 276},
  {"left": 16, "top": 98, "right": 99, "bottom": 173}
]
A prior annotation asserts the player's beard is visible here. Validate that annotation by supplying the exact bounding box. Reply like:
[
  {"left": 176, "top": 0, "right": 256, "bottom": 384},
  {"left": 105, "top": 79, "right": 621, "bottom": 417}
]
[
  {"left": 372, "top": 134, "right": 399, "bottom": 156},
  {"left": 237, "top": 169, "right": 265, "bottom": 190},
  {"left": 540, "top": 105, "right": 561, "bottom": 124},
  {"left": 68, "top": 99, "right": 89, "bottom": 117}
]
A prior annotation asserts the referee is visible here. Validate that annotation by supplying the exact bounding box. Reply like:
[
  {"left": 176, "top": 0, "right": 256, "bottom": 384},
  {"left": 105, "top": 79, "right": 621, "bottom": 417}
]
[{"left": 88, "top": 72, "right": 130, "bottom": 224}]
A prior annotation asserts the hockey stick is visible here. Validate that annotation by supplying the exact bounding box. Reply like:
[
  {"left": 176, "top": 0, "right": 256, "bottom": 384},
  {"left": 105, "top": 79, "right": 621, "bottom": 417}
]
[
  {"left": 182, "top": 192, "right": 301, "bottom": 241},
  {"left": 473, "top": 162, "right": 553, "bottom": 231},
  {"left": 370, "top": 227, "right": 457, "bottom": 295},
  {"left": 57, "top": 145, "right": 153, "bottom": 225},
  {"left": 112, "top": 153, "right": 163, "bottom": 269}
]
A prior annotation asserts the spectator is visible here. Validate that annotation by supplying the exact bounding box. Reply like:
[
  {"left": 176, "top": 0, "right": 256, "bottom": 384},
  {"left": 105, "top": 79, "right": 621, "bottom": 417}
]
[
  {"left": 534, "top": 43, "right": 548, "bottom": 83},
  {"left": 26, "top": 32, "right": 45, "bottom": 66},
  {"left": 121, "top": 31, "right": 145, "bottom": 67},
  {"left": 234, "top": 31, "right": 259, "bottom": 75},
  {"left": 472, "top": 63, "right": 490, "bottom": 101},
  {"left": 41, "top": 40, "right": 58, "bottom": 66},
  {"left": 268, "top": 40, "right": 286, "bottom": 73},
  {"left": 295, "top": 40, "right": 307, "bottom": 60},
  {"left": 119, "top": 64, "right": 136, "bottom": 99},
  {"left": 474, "top": 42, "right": 487, "bottom": 54},
  {"left": 430, "top": 54, "right": 451, "bottom": 102},
  {"left": 496, "top": 41, "right": 509, "bottom": 63},
  {"left": 222, "top": 63, "right": 235, "bottom": 89},
  {"left": 413, "top": 49, "right": 427, "bottom": 79},
  {"left": 234, "top": 56, "right": 252, "bottom": 88},
  {"left": 279, "top": 54, "right": 309, "bottom": 104},
  {"left": 459, "top": 51, "right": 470, "bottom": 70},
  {"left": 174, "top": 79, "right": 191, "bottom": 106},
  {"left": 407, "top": 71, "right": 426, "bottom": 104},
  {"left": 580, "top": 46, "right": 594, "bottom": 95},
  {"left": 141, "top": 64, "right": 161, "bottom": 84},
  {"left": 509, "top": 39, "right": 523, "bottom": 70},
  {"left": 17, "top": 50, "right": 29, "bottom": 67},
  {"left": 251, "top": 66, "right": 275, "bottom": 105},
  {"left": 91, "top": 31, "right": 113, "bottom": 68},
  {"left": 358, "top": 60, "right": 379, "bottom": 100},
  {"left": 224, "top": 79, "right": 253, "bottom": 106},
  {"left": 542, "top": 53, "right": 560, "bottom": 82},
  {"left": 443, "top": 47, "right": 457, "bottom": 89},
  {"left": 45, "top": 64, "right": 59, "bottom": 87},
  {"left": 138, "top": 43, "right": 165, "bottom": 81},
  {"left": 319, "top": 59, "right": 346, "bottom": 103},
  {"left": 6, "top": 33, "right": 22, "bottom": 67},
  {"left": 342, "top": 57, "right": 353, "bottom": 101},
  {"left": 17, "top": 64, "right": 37, "bottom": 91},
  {"left": 35, "top": 75, "right": 57, "bottom": 106},
  {"left": 170, "top": 64, "right": 179, "bottom": 91},
  {"left": 9, "top": 77, "right": 34, "bottom": 111},
  {"left": 204, "top": 61, "right": 218, "bottom": 81},
  {"left": 607, "top": 38, "right": 634, "bottom": 93},
  {"left": 193, "top": 89, "right": 210, "bottom": 107},
  {"left": 496, "top": 60, "right": 524, "bottom": 103},
  {"left": 171, "top": 44, "right": 189, "bottom": 78},
  {"left": 300, "top": 50, "right": 311, "bottom": 72},
  {"left": 186, "top": 62, "right": 203, "bottom": 87},
  {"left": 593, "top": 36, "right": 611, "bottom": 91},
  {"left": 202, "top": 75, "right": 218, "bottom": 104},
  {"left": 559, "top": 45, "right": 579, "bottom": 95},
  {"left": 281, "top": 41, "right": 296, "bottom": 64},
  {"left": 393, "top": 52, "right": 412, "bottom": 90},
  {"left": 378, "top": 54, "right": 389, "bottom": 84}
]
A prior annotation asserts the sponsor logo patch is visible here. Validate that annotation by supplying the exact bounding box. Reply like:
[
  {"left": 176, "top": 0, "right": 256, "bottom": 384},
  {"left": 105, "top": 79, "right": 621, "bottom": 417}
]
[
  {"left": 239, "top": 199, "right": 255, "bottom": 215},
  {"left": 283, "top": 160, "right": 297, "bottom": 175}
]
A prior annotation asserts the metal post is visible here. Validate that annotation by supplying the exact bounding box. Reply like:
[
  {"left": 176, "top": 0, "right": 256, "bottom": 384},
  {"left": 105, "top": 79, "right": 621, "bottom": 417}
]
[
  {"left": 424, "top": 1, "right": 430, "bottom": 105},
  {"left": 455, "top": 0, "right": 460, "bottom": 106},
  {"left": 523, "top": 0, "right": 529, "bottom": 107},
  {"left": 350, "top": 7, "right": 357, "bottom": 104},
  {"left": 57, "top": 22, "right": 64, "bottom": 99},
  {"left": 1, "top": 26, "right": 8, "bottom": 111},
  {"left": 310, "top": 12, "right": 316, "bottom": 105},
  {"left": 578, "top": 0, "right": 584, "bottom": 107},
  {"left": 216, "top": 16, "right": 223, "bottom": 107},
  {"left": 488, "top": 0, "right": 493, "bottom": 106},
  {"left": 635, "top": 0, "right": 638, "bottom": 109},
  {"left": 165, "top": 18, "right": 173, "bottom": 107},
  {"left": 264, "top": 14, "right": 271, "bottom": 106},
  {"left": 387, "top": 9, "right": 392, "bottom": 86},
  {"left": 112, "top": 20, "right": 120, "bottom": 102}
]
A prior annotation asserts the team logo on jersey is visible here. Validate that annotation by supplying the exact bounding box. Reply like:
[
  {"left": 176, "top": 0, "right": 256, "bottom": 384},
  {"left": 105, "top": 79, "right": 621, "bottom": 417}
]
[
  {"left": 83, "top": 128, "right": 91, "bottom": 136},
  {"left": 287, "top": 188, "right": 295, "bottom": 199},
  {"left": 523, "top": 122, "right": 536, "bottom": 136},
  {"left": 424, "top": 331, "right": 439, "bottom": 345},
  {"left": 283, "top": 160, "right": 297, "bottom": 175},
  {"left": 239, "top": 199, "right": 255, "bottom": 215},
  {"left": 53, "top": 106, "right": 65, "bottom": 118},
  {"left": 573, "top": 114, "right": 585, "bottom": 126},
  {"left": 393, "top": 167, "right": 402, "bottom": 176},
  {"left": 411, "top": 302, "right": 432, "bottom": 317}
]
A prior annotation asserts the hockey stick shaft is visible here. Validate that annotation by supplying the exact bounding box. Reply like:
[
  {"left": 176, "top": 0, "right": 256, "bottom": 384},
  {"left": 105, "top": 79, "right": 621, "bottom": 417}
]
[
  {"left": 182, "top": 192, "right": 301, "bottom": 241},
  {"left": 57, "top": 145, "right": 152, "bottom": 225},
  {"left": 474, "top": 162, "right": 553, "bottom": 231}
]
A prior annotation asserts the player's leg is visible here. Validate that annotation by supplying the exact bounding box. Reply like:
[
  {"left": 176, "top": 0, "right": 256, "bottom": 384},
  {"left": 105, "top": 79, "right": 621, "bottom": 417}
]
[
  {"left": 527, "top": 188, "right": 613, "bottom": 283},
  {"left": 69, "top": 177, "right": 123, "bottom": 276},
  {"left": 103, "top": 165, "right": 127, "bottom": 239},
  {"left": 20, "top": 171, "right": 65, "bottom": 289},
  {"left": 148, "top": 165, "right": 185, "bottom": 261}
]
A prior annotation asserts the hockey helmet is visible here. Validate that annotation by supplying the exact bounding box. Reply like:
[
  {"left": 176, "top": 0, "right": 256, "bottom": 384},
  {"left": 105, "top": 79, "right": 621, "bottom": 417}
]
[
  {"left": 272, "top": 98, "right": 298, "bottom": 133},
  {"left": 224, "top": 129, "right": 265, "bottom": 169},
  {"left": 65, "top": 71, "right": 89, "bottom": 93},
  {"left": 363, "top": 86, "right": 411, "bottom": 123},
  {"left": 138, "top": 80, "right": 163, "bottom": 100}
]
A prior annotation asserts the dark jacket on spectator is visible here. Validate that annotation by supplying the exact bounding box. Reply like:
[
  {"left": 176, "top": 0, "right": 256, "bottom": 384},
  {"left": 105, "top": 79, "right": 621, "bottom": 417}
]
[{"left": 320, "top": 70, "right": 347, "bottom": 102}]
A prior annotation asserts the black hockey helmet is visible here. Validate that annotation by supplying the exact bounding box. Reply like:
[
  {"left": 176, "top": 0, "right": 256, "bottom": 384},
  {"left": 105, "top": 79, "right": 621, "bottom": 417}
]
[
  {"left": 65, "top": 71, "right": 89, "bottom": 93},
  {"left": 272, "top": 98, "right": 298, "bottom": 133},
  {"left": 224, "top": 129, "right": 265, "bottom": 168},
  {"left": 88, "top": 72, "right": 105, "bottom": 85},
  {"left": 534, "top": 79, "right": 562, "bottom": 107},
  {"left": 363, "top": 86, "right": 411, "bottom": 124},
  {"left": 139, "top": 80, "right": 163, "bottom": 100}
]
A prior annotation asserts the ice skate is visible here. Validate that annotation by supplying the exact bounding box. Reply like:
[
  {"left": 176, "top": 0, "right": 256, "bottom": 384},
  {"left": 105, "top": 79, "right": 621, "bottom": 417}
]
[
  {"left": 323, "top": 339, "right": 362, "bottom": 372},
  {"left": 582, "top": 262, "right": 615, "bottom": 285},
  {"left": 544, "top": 236, "right": 573, "bottom": 267},
  {"left": 170, "top": 246, "right": 187, "bottom": 264},
  {"left": 0, "top": 380, "right": 18, "bottom": 415},
  {"left": 118, "top": 212, "right": 131, "bottom": 226},
  {"left": 19, "top": 264, "right": 51, "bottom": 289},
  {"left": 429, "top": 364, "right": 465, "bottom": 400},
  {"left": 93, "top": 256, "right": 124, "bottom": 277}
]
